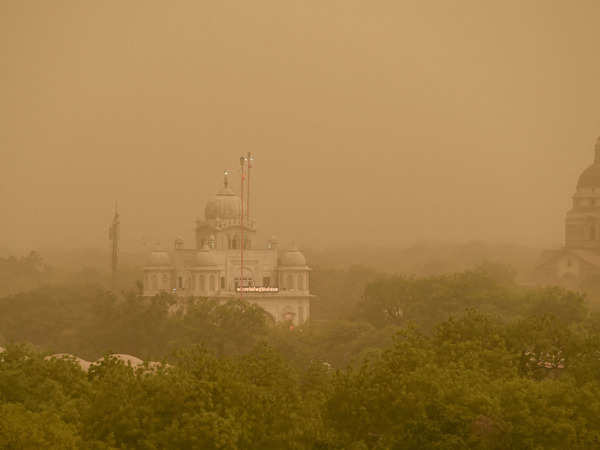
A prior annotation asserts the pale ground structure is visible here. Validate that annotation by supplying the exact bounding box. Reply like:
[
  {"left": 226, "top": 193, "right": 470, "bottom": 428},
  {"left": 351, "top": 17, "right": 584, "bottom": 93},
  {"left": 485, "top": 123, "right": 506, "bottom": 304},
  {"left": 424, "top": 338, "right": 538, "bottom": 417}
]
[
  {"left": 143, "top": 174, "right": 312, "bottom": 324},
  {"left": 536, "top": 137, "right": 600, "bottom": 285}
]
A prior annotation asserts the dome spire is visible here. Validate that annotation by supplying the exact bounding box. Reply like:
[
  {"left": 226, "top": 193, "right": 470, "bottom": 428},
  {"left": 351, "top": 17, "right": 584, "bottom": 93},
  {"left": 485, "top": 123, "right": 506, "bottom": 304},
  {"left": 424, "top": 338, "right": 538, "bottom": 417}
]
[{"left": 223, "top": 170, "right": 230, "bottom": 189}]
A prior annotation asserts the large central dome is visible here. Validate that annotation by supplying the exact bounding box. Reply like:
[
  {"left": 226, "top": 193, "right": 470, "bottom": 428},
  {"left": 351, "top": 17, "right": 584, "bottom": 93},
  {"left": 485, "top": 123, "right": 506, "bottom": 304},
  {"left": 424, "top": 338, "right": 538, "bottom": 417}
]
[
  {"left": 204, "top": 184, "right": 242, "bottom": 220},
  {"left": 577, "top": 137, "right": 600, "bottom": 189}
]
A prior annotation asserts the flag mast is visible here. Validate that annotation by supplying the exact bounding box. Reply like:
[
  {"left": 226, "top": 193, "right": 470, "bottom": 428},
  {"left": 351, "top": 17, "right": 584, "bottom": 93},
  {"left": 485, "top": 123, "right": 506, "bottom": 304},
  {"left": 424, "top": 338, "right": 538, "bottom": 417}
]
[{"left": 240, "top": 155, "right": 246, "bottom": 295}]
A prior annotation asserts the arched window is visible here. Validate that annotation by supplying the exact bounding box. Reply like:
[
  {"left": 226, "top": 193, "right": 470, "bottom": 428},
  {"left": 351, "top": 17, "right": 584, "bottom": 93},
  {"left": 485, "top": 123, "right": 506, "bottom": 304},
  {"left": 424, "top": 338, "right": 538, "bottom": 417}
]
[
  {"left": 178, "top": 277, "right": 183, "bottom": 289},
  {"left": 199, "top": 275, "right": 206, "bottom": 293},
  {"left": 209, "top": 275, "right": 216, "bottom": 292},
  {"left": 287, "top": 274, "right": 294, "bottom": 290},
  {"left": 162, "top": 274, "right": 169, "bottom": 289},
  {"left": 297, "top": 274, "right": 304, "bottom": 290},
  {"left": 151, "top": 274, "right": 158, "bottom": 290},
  {"left": 232, "top": 235, "right": 238, "bottom": 249}
]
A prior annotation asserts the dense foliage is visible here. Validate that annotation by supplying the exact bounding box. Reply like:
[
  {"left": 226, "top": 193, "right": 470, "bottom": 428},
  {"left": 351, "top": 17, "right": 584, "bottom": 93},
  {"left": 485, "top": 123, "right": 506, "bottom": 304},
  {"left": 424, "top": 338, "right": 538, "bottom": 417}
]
[
  {"left": 2, "top": 263, "right": 600, "bottom": 448},
  {"left": 0, "top": 251, "right": 51, "bottom": 296},
  {"left": 358, "top": 262, "right": 586, "bottom": 330}
]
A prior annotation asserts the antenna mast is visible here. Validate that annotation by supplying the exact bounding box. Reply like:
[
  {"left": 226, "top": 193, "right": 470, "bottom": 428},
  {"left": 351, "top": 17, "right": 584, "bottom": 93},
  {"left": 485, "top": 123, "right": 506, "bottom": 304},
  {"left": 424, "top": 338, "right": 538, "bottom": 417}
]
[{"left": 109, "top": 202, "right": 120, "bottom": 291}]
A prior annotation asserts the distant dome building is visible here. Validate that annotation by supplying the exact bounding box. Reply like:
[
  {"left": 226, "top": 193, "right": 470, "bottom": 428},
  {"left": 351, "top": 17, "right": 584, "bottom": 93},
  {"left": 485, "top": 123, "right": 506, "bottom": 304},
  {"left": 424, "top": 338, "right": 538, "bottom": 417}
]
[
  {"left": 537, "top": 137, "right": 600, "bottom": 283},
  {"left": 143, "top": 165, "right": 312, "bottom": 324},
  {"left": 567, "top": 138, "right": 600, "bottom": 250}
]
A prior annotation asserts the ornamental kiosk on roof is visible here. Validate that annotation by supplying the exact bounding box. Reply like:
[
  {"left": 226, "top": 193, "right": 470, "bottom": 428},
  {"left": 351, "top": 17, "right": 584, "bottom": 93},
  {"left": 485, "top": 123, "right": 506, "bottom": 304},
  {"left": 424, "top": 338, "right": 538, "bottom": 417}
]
[{"left": 143, "top": 154, "right": 312, "bottom": 325}]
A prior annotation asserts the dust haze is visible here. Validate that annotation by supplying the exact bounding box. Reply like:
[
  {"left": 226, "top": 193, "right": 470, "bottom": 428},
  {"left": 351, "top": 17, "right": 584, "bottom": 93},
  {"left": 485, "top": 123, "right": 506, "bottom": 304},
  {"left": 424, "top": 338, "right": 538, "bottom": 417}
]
[{"left": 2, "top": 0, "right": 600, "bottom": 255}]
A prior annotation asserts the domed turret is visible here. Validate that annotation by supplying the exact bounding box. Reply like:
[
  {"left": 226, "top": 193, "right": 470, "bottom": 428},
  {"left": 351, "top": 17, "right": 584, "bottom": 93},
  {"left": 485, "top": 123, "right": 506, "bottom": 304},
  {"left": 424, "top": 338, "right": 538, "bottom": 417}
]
[
  {"left": 577, "top": 137, "right": 600, "bottom": 189},
  {"left": 146, "top": 251, "right": 171, "bottom": 266},
  {"left": 279, "top": 244, "right": 307, "bottom": 267}
]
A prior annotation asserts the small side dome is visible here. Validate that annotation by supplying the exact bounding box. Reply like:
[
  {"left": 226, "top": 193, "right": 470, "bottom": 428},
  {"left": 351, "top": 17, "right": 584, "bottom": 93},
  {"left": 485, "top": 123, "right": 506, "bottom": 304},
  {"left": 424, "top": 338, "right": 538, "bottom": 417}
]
[
  {"left": 146, "top": 251, "right": 171, "bottom": 266},
  {"left": 280, "top": 245, "right": 307, "bottom": 267},
  {"left": 196, "top": 245, "right": 217, "bottom": 266}
]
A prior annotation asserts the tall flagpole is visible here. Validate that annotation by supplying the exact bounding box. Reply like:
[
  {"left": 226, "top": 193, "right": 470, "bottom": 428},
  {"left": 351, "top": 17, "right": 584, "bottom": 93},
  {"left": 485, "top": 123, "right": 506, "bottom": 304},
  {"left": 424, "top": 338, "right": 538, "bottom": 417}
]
[{"left": 240, "top": 156, "right": 245, "bottom": 295}]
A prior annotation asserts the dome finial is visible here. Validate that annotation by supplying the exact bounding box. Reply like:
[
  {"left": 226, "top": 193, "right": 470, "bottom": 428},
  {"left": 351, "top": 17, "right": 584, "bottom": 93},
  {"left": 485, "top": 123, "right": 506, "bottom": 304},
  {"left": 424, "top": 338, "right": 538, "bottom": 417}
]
[{"left": 223, "top": 170, "right": 230, "bottom": 189}]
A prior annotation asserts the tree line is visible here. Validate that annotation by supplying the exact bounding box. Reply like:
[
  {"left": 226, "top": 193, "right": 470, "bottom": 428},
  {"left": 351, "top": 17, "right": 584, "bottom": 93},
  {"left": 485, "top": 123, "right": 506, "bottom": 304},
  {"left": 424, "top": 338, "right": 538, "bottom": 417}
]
[{"left": 1, "top": 262, "right": 600, "bottom": 447}]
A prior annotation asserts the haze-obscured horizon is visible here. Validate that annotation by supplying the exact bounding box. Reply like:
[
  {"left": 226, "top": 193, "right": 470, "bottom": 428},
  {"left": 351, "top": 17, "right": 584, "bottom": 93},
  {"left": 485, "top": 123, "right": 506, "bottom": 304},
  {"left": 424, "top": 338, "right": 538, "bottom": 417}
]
[{"left": 2, "top": 0, "right": 600, "bottom": 255}]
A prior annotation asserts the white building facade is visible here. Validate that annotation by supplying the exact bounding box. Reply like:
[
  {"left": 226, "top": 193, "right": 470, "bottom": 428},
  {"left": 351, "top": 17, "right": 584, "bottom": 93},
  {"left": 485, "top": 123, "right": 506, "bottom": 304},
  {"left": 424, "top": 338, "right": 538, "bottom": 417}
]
[{"left": 143, "top": 175, "right": 312, "bottom": 324}]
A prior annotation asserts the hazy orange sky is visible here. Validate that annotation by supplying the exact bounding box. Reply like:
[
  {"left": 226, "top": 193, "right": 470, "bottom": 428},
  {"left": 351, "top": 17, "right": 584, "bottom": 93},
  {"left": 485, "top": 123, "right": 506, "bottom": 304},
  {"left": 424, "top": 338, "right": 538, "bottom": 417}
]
[{"left": 2, "top": 0, "right": 600, "bottom": 253}]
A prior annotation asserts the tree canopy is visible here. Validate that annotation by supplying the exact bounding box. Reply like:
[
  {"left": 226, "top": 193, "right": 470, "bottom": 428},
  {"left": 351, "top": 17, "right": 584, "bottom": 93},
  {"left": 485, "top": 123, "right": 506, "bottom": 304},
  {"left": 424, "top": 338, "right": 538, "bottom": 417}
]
[{"left": 0, "top": 261, "right": 599, "bottom": 448}]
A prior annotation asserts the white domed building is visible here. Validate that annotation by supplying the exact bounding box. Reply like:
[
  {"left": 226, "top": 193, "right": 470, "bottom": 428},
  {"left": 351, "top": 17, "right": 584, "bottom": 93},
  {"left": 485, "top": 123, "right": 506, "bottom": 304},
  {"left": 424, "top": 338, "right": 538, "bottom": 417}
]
[
  {"left": 143, "top": 172, "right": 312, "bottom": 324},
  {"left": 537, "top": 137, "right": 600, "bottom": 284}
]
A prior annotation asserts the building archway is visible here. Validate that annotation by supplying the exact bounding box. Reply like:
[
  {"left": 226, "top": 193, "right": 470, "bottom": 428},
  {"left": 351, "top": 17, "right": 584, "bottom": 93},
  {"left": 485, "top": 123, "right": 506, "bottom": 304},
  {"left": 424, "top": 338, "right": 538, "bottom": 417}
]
[{"left": 234, "top": 267, "right": 255, "bottom": 290}]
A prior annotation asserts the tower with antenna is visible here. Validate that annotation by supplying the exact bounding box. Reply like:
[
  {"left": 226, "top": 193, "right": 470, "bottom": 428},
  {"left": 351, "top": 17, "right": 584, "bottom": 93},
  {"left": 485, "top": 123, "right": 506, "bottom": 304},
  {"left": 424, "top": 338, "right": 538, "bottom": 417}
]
[
  {"left": 108, "top": 203, "right": 120, "bottom": 291},
  {"left": 247, "top": 152, "right": 253, "bottom": 221}
]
